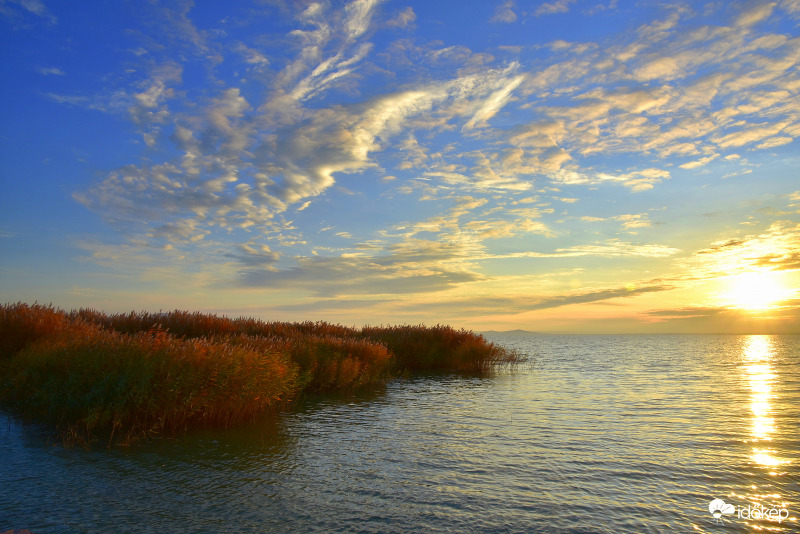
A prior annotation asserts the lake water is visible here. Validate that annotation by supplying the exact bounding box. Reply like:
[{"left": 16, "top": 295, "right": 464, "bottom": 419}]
[{"left": 2, "top": 334, "right": 798, "bottom": 533}]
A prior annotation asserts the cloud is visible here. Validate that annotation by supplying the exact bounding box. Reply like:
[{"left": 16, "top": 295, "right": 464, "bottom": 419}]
[
  {"left": 262, "top": 63, "right": 536, "bottom": 204},
  {"left": 389, "top": 196, "right": 551, "bottom": 244},
  {"left": 238, "top": 249, "right": 482, "bottom": 296},
  {"left": 269, "top": 88, "right": 439, "bottom": 204},
  {"left": 235, "top": 43, "right": 269, "bottom": 68},
  {"left": 129, "top": 79, "right": 173, "bottom": 124},
  {"left": 491, "top": 1, "right": 518, "bottom": 23},
  {"left": 273, "top": 298, "right": 391, "bottom": 313},
  {"left": 617, "top": 216, "right": 650, "bottom": 230},
  {"left": 0, "top": 0, "right": 57, "bottom": 24},
  {"left": 204, "top": 87, "right": 251, "bottom": 153},
  {"left": 642, "top": 302, "right": 800, "bottom": 334},
  {"left": 481, "top": 240, "right": 681, "bottom": 260},
  {"left": 265, "top": 0, "right": 383, "bottom": 109},
  {"left": 144, "top": 0, "right": 208, "bottom": 53},
  {"left": 633, "top": 57, "right": 682, "bottom": 81},
  {"left": 46, "top": 61, "right": 183, "bottom": 150},
  {"left": 344, "top": 0, "right": 382, "bottom": 41},
  {"left": 756, "top": 136, "right": 793, "bottom": 149},
  {"left": 550, "top": 167, "right": 670, "bottom": 192},
  {"left": 225, "top": 243, "right": 281, "bottom": 267},
  {"left": 463, "top": 73, "right": 526, "bottom": 130},
  {"left": 735, "top": 2, "right": 776, "bottom": 27},
  {"left": 783, "top": 0, "right": 800, "bottom": 15},
  {"left": 58, "top": 0, "right": 800, "bottom": 219},
  {"left": 36, "top": 66, "right": 64, "bottom": 75},
  {"left": 714, "top": 122, "right": 788, "bottom": 148},
  {"left": 74, "top": 238, "right": 230, "bottom": 292},
  {"left": 394, "top": 282, "right": 674, "bottom": 317},
  {"left": 73, "top": 156, "right": 287, "bottom": 241},
  {"left": 425, "top": 169, "right": 533, "bottom": 192},
  {"left": 526, "top": 284, "right": 671, "bottom": 310},
  {"left": 686, "top": 222, "right": 800, "bottom": 275},
  {"left": 61, "top": 0, "right": 800, "bottom": 308},
  {"left": 386, "top": 6, "right": 415, "bottom": 28},
  {"left": 45, "top": 90, "right": 129, "bottom": 113},
  {"left": 150, "top": 218, "right": 210, "bottom": 244},
  {"left": 679, "top": 155, "right": 717, "bottom": 169},
  {"left": 553, "top": 240, "right": 679, "bottom": 258},
  {"left": 584, "top": 0, "right": 618, "bottom": 15},
  {"left": 494, "top": 3, "right": 800, "bottom": 185},
  {"left": 535, "top": 0, "right": 576, "bottom": 16}
]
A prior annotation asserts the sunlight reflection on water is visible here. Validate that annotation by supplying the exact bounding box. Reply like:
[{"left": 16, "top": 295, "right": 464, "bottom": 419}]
[
  {"left": 743, "top": 337, "right": 781, "bottom": 461},
  {"left": 1, "top": 335, "right": 798, "bottom": 533},
  {"left": 733, "top": 335, "right": 796, "bottom": 533}
]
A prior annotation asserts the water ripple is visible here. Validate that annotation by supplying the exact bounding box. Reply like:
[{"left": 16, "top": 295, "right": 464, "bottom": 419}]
[{"left": 1, "top": 335, "right": 798, "bottom": 533}]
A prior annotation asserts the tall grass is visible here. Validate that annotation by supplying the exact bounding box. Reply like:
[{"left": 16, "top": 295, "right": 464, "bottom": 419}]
[
  {"left": 0, "top": 303, "right": 523, "bottom": 445},
  {"left": 361, "top": 324, "right": 517, "bottom": 373},
  {"left": 1, "top": 316, "right": 298, "bottom": 445},
  {"left": 0, "top": 302, "right": 70, "bottom": 357}
]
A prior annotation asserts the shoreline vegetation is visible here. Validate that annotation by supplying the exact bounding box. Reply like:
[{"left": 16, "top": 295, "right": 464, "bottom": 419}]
[{"left": 0, "top": 302, "right": 524, "bottom": 446}]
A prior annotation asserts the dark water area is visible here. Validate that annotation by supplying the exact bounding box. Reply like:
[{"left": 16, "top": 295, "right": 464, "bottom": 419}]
[{"left": 2, "top": 335, "right": 798, "bottom": 532}]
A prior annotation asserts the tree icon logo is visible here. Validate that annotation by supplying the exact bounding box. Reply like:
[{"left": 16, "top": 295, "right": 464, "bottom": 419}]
[{"left": 709, "top": 498, "right": 736, "bottom": 524}]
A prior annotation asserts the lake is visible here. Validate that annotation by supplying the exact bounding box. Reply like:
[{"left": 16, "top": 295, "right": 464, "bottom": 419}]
[{"left": 1, "top": 334, "right": 798, "bottom": 532}]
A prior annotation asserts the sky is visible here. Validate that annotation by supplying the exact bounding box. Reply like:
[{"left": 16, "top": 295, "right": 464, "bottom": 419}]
[{"left": 1, "top": 0, "right": 799, "bottom": 334}]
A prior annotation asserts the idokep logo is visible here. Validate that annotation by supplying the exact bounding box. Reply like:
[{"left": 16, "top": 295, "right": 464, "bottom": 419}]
[
  {"left": 708, "top": 498, "right": 735, "bottom": 524},
  {"left": 737, "top": 503, "right": 790, "bottom": 523},
  {"left": 708, "top": 497, "right": 790, "bottom": 525}
]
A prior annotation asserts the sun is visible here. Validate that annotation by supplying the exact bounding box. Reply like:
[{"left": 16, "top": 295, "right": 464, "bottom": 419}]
[{"left": 722, "top": 270, "right": 791, "bottom": 311}]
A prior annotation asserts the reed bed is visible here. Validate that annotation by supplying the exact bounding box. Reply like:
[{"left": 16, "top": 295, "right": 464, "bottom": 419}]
[
  {"left": 1, "top": 317, "right": 298, "bottom": 446},
  {"left": 0, "top": 302, "right": 523, "bottom": 446},
  {"left": 361, "top": 324, "right": 517, "bottom": 373}
]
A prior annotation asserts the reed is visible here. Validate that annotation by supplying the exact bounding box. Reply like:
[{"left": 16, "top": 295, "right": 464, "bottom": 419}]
[
  {"left": 361, "top": 324, "right": 519, "bottom": 373},
  {"left": 0, "top": 303, "right": 522, "bottom": 445},
  {"left": 287, "top": 334, "right": 393, "bottom": 391},
  {"left": 0, "top": 302, "right": 71, "bottom": 358},
  {"left": 0, "top": 319, "right": 298, "bottom": 446}
]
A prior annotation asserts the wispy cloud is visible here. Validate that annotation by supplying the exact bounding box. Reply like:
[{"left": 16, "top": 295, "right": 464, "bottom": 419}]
[
  {"left": 525, "top": 284, "right": 671, "bottom": 311},
  {"left": 549, "top": 167, "right": 669, "bottom": 192},
  {"left": 0, "top": 0, "right": 57, "bottom": 25},
  {"left": 491, "top": 0, "right": 518, "bottom": 23},
  {"left": 581, "top": 213, "right": 652, "bottom": 230},
  {"left": 45, "top": 0, "right": 798, "bottom": 316},
  {"left": 642, "top": 302, "right": 800, "bottom": 334},
  {"left": 36, "top": 66, "right": 64, "bottom": 75},
  {"left": 386, "top": 6, "right": 415, "bottom": 28},
  {"left": 391, "top": 282, "right": 674, "bottom": 317},
  {"left": 238, "top": 249, "right": 482, "bottom": 296},
  {"left": 689, "top": 222, "right": 800, "bottom": 274},
  {"left": 535, "top": 0, "right": 577, "bottom": 17},
  {"left": 463, "top": 72, "right": 526, "bottom": 130}
]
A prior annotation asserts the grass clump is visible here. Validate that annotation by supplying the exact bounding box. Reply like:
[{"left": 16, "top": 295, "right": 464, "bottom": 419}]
[
  {"left": 0, "top": 302, "right": 70, "bottom": 358},
  {"left": 0, "top": 303, "right": 523, "bottom": 446},
  {"left": 1, "top": 319, "right": 298, "bottom": 445},
  {"left": 285, "top": 334, "right": 393, "bottom": 392},
  {"left": 361, "top": 324, "right": 518, "bottom": 373}
]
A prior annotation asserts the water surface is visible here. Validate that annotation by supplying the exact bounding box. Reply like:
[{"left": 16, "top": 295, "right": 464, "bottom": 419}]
[{"left": 2, "top": 334, "right": 798, "bottom": 532}]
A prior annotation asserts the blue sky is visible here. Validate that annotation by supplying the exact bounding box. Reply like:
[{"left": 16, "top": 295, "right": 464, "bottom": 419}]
[{"left": 1, "top": 0, "right": 799, "bottom": 333}]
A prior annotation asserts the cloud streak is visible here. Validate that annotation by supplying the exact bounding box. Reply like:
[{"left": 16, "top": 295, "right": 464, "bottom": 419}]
[{"left": 22, "top": 0, "right": 794, "bottom": 328}]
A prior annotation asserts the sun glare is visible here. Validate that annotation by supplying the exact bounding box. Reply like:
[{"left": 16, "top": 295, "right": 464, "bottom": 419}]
[{"left": 722, "top": 270, "right": 791, "bottom": 311}]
